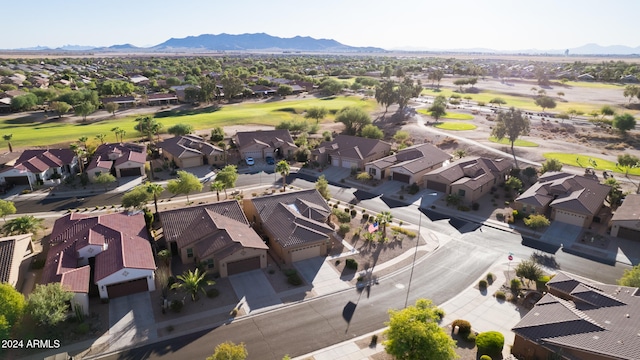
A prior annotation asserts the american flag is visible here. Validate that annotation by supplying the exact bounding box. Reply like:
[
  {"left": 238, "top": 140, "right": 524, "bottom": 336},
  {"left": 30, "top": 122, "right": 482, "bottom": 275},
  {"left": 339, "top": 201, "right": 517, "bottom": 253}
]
[{"left": 368, "top": 222, "right": 379, "bottom": 234}]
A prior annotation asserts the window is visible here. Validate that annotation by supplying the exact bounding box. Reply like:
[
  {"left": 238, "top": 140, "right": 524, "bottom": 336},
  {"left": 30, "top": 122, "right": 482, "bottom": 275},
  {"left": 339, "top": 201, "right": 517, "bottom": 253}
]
[
  {"left": 369, "top": 168, "right": 376, "bottom": 176},
  {"left": 207, "top": 259, "right": 214, "bottom": 269},
  {"left": 186, "top": 248, "right": 193, "bottom": 258},
  {"left": 458, "top": 189, "right": 466, "bottom": 197}
]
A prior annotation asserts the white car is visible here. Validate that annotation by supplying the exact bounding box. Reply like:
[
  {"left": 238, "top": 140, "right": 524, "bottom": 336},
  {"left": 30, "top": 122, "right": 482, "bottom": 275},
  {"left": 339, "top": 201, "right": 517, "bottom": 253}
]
[{"left": 245, "top": 157, "right": 255, "bottom": 166}]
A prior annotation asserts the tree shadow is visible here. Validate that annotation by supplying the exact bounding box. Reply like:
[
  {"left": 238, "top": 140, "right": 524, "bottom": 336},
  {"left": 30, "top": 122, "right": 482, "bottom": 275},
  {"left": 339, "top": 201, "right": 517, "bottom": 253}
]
[{"left": 154, "top": 104, "right": 220, "bottom": 118}]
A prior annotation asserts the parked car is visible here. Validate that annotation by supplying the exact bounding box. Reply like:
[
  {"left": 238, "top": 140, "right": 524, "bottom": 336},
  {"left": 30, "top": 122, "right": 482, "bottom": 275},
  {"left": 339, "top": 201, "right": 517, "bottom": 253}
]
[
  {"left": 265, "top": 156, "right": 275, "bottom": 165},
  {"left": 245, "top": 157, "right": 255, "bottom": 166}
]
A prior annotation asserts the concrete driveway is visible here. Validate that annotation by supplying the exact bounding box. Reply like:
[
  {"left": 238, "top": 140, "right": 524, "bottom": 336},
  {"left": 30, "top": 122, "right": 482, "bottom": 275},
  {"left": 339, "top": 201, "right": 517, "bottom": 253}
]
[
  {"left": 540, "top": 222, "right": 582, "bottom": 248},
  {"left": 229, "top": 269, "right": 282, "bottom": 313},
  {"left": 294, "top": 257, "right": 350, "bottom": 296},
  {"left": 108, "top": 292, "right": 157, "bottom": 351}
]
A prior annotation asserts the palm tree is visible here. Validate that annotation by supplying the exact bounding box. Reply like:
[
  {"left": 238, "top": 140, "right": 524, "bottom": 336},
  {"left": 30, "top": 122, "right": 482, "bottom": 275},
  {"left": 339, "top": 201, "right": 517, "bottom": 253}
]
[
  {"left": 111, "top": 127, "right": 121, "bottom": 142},
  {"left": 117, "top": 129, "right": 126, "bottom": 143},
  {"left": 3, "top": 134, "right": 13, "bottom": 152},
  {"left": 376, "top": 211, "right": 393, "bottom": 236},
  {"left": 275, "top": 160, "right": 290, "bottom": 192},
  {"left": 145, "top": 182, "right": 164, "bottom": 215},
  {"left": 135, "top": 116, "right": 163, "bottom": 144},
  {"left": 2, "top": 215, "right": 45, "bottom": 236},
  {"left": 70, "top": 143, "right": 86, "bottom": 173},
  {"left": 170, "top": 268, "right": 214, "bottom": 301},
  {"left": 210, "top": 181, "right": 224, "bottom": 201},
  {"left": 95, "top": 133, "right": 107, "bottom": 145},
  {"left": 78, "top": 136, "right": 88, "bottom": 150}
]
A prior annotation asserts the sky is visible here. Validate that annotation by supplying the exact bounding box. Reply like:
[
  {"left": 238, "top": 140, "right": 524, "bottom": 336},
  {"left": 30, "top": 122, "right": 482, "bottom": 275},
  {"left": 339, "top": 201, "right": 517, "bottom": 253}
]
[{"left": 2, "top": 0, "right": 638, "bottom": 51}]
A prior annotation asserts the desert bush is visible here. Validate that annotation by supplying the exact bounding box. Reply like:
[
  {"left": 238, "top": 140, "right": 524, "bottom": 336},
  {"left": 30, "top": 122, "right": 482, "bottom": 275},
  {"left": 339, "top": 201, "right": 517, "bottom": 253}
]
[
  {"left": 390, "top": 226, "right": 417, "bottom": 238},
  {"left": 471, "top": 202, "right": 480, "bottom": 211},
  {"left": 495, "top": 291, "right": 506, "bottom": 300},
  {"left": 287, "top": 273, "right": 303, "bottom": 285},
  {"left": 338, "top": 224, "right": 350, "bottom": 235},
  {"left": 350, "top": 209, "right": 357, "bottom": 217},
  {"left": 480, "top": 355, "right": 492, "bottom": 360},
  {"left": 407, "top": 182, "right": 420, "bottom": 195},
  {"left": 170, "top": 300, "right": 183, "bottom": 313},
  {"left": 479, "top": 279, "right": 488, "bottom": 289},
  {"left": 362, "top": 213, "right": 369, "bottom": 221},
  {"left": 486, "top": 273, "right": 494, "bottom": 284},
  {"left": 452, "top": 319, "right": 472, "bottom": 335},
  {"left": 76, "top": 322, "right": 90, "bottom": 335},
  {"left": 467, "top": 331, "right": 477, "bottom": 343},
  {"left": 207, "top": 288, "right": 219, "bottom": 298},
  {"left": 345, "top": 258, "right": 358, "bottom": 270},
  {"left": 356, "top": 172, "right": 371, "bottom": 181},
  {"left": 476, "top": 331, "right": 505, "bottom": 356},
  {"left": 536, "top": 275, "right": 551, "bottom": 291},
  {"left": 433, "top": 307, "right": 445, "bottom": 321},
  {"left": 510, "top": 278, "right": 521, "bottom": 291},
  {"left": 332, "top": 208, "right": 351, "bottom": 223}
]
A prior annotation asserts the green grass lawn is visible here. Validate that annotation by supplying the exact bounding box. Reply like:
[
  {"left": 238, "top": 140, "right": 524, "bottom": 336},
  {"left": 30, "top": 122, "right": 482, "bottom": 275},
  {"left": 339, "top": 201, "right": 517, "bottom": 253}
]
[
  {"left": 562, "top": 81, "right": 626, "bottom": 90},
  {"left": 488, "top": 136, "right": 539, "bottom": 147},
  {"left": 434, "top": 122, "right": 477, "bottom": 131},
  {"left": 0, "top": 96, "right": 377, "bottom": 148},
  {"left": 543, "top": 152, "right": 640, "bottom": 176},
  {"left": 417, "top": 109, "right": 474, "bottom": 120}
]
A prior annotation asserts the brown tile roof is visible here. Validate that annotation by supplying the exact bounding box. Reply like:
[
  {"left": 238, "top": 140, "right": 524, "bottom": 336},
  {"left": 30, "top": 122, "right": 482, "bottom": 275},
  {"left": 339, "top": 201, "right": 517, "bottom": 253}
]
[
  {"left": 312, "top": 135, "right": 390, "bottom": 161},
  {"left": 86, "top": 143, "right": 147, "bottom": 171},
  {"left": 42, "top": 212, "right": 155, "bottom": 292},
  {"left": 3, "top": 149, "right": 75, "bottom": 174},
  {"left": 513, "top": 271, "right": 640, "bottom": 360},
  {"left": 158, "top": 135, "right": 222, "bottom": 159},
  {"left": 611, "top": 194, "right": 640, "bottom": 221},
  {"left": 368, "top": 143, "right": 451, "bottom": 174},
  {"left": 250, "top": 189, "right": 332, "bottom": 248},
  {"left": 515, "top": 172, "right": 610, "bottom": 216},
  {"left": 234, "top": 130, "right": 296, "bottom": 152},
  {"left": 425, "top": 157, "right": 512, "bottom": 190},
  {"left": 146, "top": 93, "right": 177, "bottom": 101},
  {"left": 159, "top": 201, "right": 267, "bottom": 260}
]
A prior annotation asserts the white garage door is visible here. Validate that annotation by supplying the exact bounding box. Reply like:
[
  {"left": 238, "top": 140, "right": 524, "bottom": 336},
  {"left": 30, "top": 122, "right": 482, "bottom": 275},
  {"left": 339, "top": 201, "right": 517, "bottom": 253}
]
[
  {"left": 264, "top": 150, "right": 274, "bottom": 158},
  {"left": 181, "top": 156, "right": 202, "bottom": 168},
  {"left": 243, "top": 150, "right": 263, "bottom": 159},
  {"left": 331, "top": 157, "right": 340, "bottom": 167},
  {"left": 291, "top": 244, "right": 321, "bottom": 262},
  {"left": 341, "top": 160, "right": 354, "bottom": 169},
  {"left": 555, "top": 210, "right": 586, "bottom": 227}
]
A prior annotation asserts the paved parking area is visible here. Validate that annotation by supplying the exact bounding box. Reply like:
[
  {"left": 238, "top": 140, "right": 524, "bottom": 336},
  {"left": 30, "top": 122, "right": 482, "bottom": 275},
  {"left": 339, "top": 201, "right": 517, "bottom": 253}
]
[
  {"left": 229, "top": 269, "right": 282, "bottom": 313},
  {"left": 540, "top": 222, "right": 582, "bottom": 247},
  {"left": 295, "top": 257, "right": 350, "bottom": 296},
  {"left": 108, "top": 292, "right": 157, "bottom": 351}
]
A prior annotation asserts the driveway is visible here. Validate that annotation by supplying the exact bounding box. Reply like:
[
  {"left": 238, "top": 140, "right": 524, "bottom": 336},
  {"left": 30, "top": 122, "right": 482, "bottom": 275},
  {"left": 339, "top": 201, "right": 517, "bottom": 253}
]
[
  {"left": 294, "top": 257, "right": 350, "bottom": 296},
  {"left": 540, "top": 222, "right": 582, "bottom": 248},
  {"left": 108, "top": 292, "right": 157, "bottom": 351},
  {"left": 229, "top": 269, "right": 282, "bottom": 313}
]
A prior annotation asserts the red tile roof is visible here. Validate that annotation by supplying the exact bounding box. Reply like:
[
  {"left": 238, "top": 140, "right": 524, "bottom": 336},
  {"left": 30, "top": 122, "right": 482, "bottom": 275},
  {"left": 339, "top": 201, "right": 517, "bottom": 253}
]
[
  {"left": 2, "top": 149, "right": 75, "bottom": 174},
  {"left": 86, "top": 143, "right": 147, "bottom": 171}
]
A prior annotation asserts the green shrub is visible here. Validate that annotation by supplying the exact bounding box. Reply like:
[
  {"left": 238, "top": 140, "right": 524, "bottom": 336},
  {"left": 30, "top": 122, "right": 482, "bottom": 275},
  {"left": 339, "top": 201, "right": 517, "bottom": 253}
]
[
  {"left": 350, "top": 209, "right": 357, "bottom": 217},
  {"left": 466, "top": 331, "right": 477, "bottom": 343},
  {"left": 332, "top": 208, "right": 351, "bottom": 223},
  {"left": 471, "top": 202, "right": 480, "bottom": 211},
  {"left": 457, "top": 205, "right": 470, "bottom": 211},
  {"left": 536, "top": 275, "right": 551, "bottom": 291},
  {"left": 510, "top": 278, "right": 521, "bottom": 291},
  {"left": 452, "top": 319, "right": 471, "bottom": 335},
  {"left": 283, "top": 269, "right": 297, "bottom": 277},
  {"left": 287, "top": 272, "right": 303, "bottom": 286},
  {"left": 486, "top": 273, "right": 494, "bottom": 283},
  {"left": 476, "top": 331, "right": 504, "bottom": 356},
  {"left": 390, "top": 226, "right": 417, "bottom": 238},
  {"left": 345, "top": 258, "right": 358, "bottom": 270},
  {"left": 477, "top": 101, "right": 485, "bottom": 106},
  {"left": 338, "top": 224, "right": 350, "bottom": 235},
  {"left": 495, "top": 291, "right": 506, "bottom": 300},
  {"left": 356, "top": 172, "right": 372, "bottom": 181},
  {"left": 206, "top": 288, "right": 220, "bottom": 298},
  {"left": 362, "top": 213, "right": 369, "bottom": 221},
  {"left": 170, "top": 300, "right": 183, "bottom": 313},
  {"left": 31, "top": 259, "right": 46, "bottom": 269},
  {"left": 433, "top": 307, "right": 445, "bottom": 321},
  {"left": 407, "top": 182, "right": 420, "bottom": 195},
  {"left": 480, "top": 355, "right": 492, "bottom": 360},
  {"left": 344, "top": 207, "right": 350, "bottom": 213},
  {"left": 479, "top": 279, "right": 488, "bottom": 289},
  {"left": 76, "top": 322, "right": 90, "bottom": 335}
]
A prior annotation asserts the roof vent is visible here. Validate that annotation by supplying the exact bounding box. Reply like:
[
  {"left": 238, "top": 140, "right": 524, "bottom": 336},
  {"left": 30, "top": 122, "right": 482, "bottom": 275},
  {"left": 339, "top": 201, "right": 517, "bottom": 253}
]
[
  {"left": 626, "top": 314, "right": 630, "bottom": 318},
  {"left": 593, "top": 335, "right": 599, "bottom": 340}
]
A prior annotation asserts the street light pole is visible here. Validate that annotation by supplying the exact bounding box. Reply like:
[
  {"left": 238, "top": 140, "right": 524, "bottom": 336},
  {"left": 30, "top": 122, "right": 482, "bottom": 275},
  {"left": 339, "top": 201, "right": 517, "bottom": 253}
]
[{"left": 404, "top": 198, "right": 423, "bottom": 308}]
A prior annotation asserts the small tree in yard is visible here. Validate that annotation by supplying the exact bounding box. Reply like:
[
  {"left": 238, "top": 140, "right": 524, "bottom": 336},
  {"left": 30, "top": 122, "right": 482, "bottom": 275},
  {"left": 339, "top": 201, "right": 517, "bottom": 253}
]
[
  {"left": 2, "top": 215, "right": 45, "bottom": 236},
  {"left": 505, "top": 176, "right": 523, "bottom": 193},
  {"left": 491, "top": 107, "right": 530, "bottom": 165},
  {"left": 275, "top": 160, "right": 290, "bottom": 191},
  {"left": 476, "top": 331, "right": 504, "bottom": 357},
  {"left": 515, "top": 259, "right": 543, "bottom": 288},
  {"left": 121, "top": 185, "right": 152, "bottom": 209},
  {"left": 613, "top": 113, "right": 637, "bottom": 134},
  {"left": 206, "top": 341, "right": 247, "bottom": 360},
  {"left": 315, "top": 175, "right": 331, "bottom": 200},
  {"left": 167, "top": 170, "right": 203, "bottom": 203},
  {"left": 384, "top": 298, "right": 456, "bottom": 360},
  {"left": 524, "top": 214, "right": 550, "bottom": 234},
  {"left": 618, "top": 264, "right": 640, "bottom": 287},
  {"left": 0, "top": 283, "right": 25, "bottom": 340},
  {"left": 94, "top": 172, "right": 116, "bottom": 191},
  {"left": 541, "top": 158, "right": 563, "bottom": 173},
  {"left": 171, "top": 268, "right": 214, "bottom": 302},
  {"left": 27, "top": 283, "right": 74, "bottom": 326},
  {"left": 0, "top": 199, "right": 16, "bottom": 222}
]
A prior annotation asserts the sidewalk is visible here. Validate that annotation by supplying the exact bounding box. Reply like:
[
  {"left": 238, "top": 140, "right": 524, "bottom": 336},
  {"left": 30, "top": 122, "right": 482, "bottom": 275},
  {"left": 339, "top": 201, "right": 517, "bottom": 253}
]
[{"left": 294, "top": 259, "right": 530, "bottom": 360}]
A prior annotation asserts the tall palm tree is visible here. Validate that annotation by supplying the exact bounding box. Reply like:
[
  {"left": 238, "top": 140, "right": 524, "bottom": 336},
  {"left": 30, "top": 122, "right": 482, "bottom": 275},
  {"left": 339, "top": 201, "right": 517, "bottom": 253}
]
[
  {"left": 145, "top": 182, "right": 164, "bottom": 215},
  {"left": 210, "top": 181, "right": 224, "bottom": 202},
  {"left": 275, "top": 160, "right": 290, "bottom": 192},
  {"left": 376, "top": 211, "right": 393, "bottom": 236},
  {"left": 111, "top": 127, "right": 121, "bottom": 142},
  {"left": 78, "top": 136, "right": 88, "bottom": 150},
  {"left": 3, "top": 134, "right": 13, "bottom": 152},
  {"left": 2, "top": 215, "right": 45, "bottom": 236},
  {"left": 70, "top": 143, "right": 86, "bottom": 173},
  {"left": 135, "top": 116, "right": 163, "bottom": 144},
  {"left": 95, "top": 133, "right": 107, "bottom": 145},
  {"left": 170, "top": 268, "right": 214, "bottom": 301}
]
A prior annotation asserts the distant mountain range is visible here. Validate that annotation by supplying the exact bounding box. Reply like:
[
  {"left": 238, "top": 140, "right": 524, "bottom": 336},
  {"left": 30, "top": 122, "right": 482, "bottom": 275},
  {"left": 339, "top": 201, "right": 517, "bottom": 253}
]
[{"left": 5, "top": 33, "right": 640, "bottom": 55}]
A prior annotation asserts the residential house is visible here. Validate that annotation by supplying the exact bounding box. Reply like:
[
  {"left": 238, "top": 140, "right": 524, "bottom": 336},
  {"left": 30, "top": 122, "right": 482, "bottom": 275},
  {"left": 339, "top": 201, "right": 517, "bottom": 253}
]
[
  {"left": 160, "top": 201, "right": 268, "bottom": 277},
  {"left": 312, "top": 135, "right": 392, "bottom": 170},
  {"left": 512, "top": 271, "right": 640, "bottom": 360},
  {"left": 365, "top": 143, "right": 451, "bottom": 184},
  {"left": 0, "top": 149, "right": 77, "bottom": 186},
  {"left": 423, "top": 157, "right": 512, "bottom": 203},
  {"left": 159, "top": 135, "right": 225, "bottom": 168},
  {"left": 0, "top": 234, "right": 34, "bottom": 290},
  {"left": 244, "top": 189, "right": 333, "bottom": 264},
  {"left": 41, "top": 212, "right": 156, "bottom": 311},
  {"left": 146, "top": 93, "right": 178, "bottom": 106},
  {"left": 100, "top": 96, "right": 136, "bottom": 108},
  {"left": 86, "top": 143, "right": 147, "bottom": 180},
  {"left": 234, "top": 129, "right": 297, "bottom": 160},
  {"left": 514, "top": 172, "right": 610, "bottom": 227},
  {"left": 170, "top": 85, "right": 199, "bottom": 102},
  {"left": 609, "top": 193, "right": 640, "bottom": 240},
  {"left": 577, "top": 73, "right": 596, "bottom": 81}
]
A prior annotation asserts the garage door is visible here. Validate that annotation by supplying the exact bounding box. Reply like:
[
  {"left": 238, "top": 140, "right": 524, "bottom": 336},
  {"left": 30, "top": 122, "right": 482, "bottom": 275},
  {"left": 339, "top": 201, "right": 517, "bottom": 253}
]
[
  {"left": 243, "top": 151, "right": 263, "bottom": 159},
  {"left": 227, "top": 256, "right": 261, "bottom": 276},
  {"left": 341, "top": 160, "right": 354, "bottom": 169},
  {"left": 617, "top": 226, "right": 640, "bottom": 241},
  {"left": 426, "top": 180, "right": 447, "bottom": 192},
  {"left": 554, "top": 210, "right": 586, "bottom": 227},
  {"left": 331, "top": 157, "right": 340, "bottom": 167},
  {"left": 291, "top": 244, "right": 321, "bottom": 262},
  {"left": 392, "top": 172, "right": 411, "bottom": 183},
  {"left": 3, "top": 176, "right": 30, "bottom": 185},
  {"left": 106, "top": 277, "right": 148, "bottom": 298},
  {"left": 119, "top": 167, "right": 142, "bottom": 177},
  {"left": 181, "top": 156, "right": 202, "bottom": 168}
]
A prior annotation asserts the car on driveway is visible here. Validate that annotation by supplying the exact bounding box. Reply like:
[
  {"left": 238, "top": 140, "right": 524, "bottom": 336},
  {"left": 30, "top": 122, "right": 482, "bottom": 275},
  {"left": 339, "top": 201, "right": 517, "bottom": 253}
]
[
  {"left": 245, "top": 157, "right": 255, "bottom": 166},
  {"left": 265, "top": 156, "right": 275, "bottom": 165}
]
